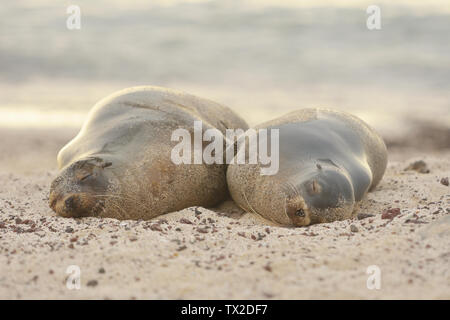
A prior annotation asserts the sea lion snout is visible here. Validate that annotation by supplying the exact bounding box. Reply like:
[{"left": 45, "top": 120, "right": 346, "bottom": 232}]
[
  {"left": 281, "top": 165, "right": 356, "bottom": 225},
  {"left": 64, "top": 195, "right": 77, "bottom": 211},
  {"left": 298, "top": 169, "right": 355, "bottom": 223},
  {"left": 285, "top": 193, "right": 311, "bottom": 226},
  {"left": 50, "top": 192, "right": 101, "bottom": 218},
  {"left": 49, "top": 158, "right": 112, "bottom": 217}
]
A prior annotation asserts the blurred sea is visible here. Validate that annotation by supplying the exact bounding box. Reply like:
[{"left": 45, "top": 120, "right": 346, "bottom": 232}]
[{"left": 0, "top": 0, "right": 449, "bottom": 143}]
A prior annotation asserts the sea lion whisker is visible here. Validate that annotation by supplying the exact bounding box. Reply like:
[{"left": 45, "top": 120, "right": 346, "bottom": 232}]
[
  {"left": 92, "top": 194, "right": 125, "bottom": 200},
  {"left": 242, "top": 190, "right": 258, "bottom": 216},
  {"left": 242, "top": 189, "right": 280, "bottom": 225},
  {"left": 95, "top": 192, "right": 141, "bottom": 217},
  {"left": 93, "top": 194, "right": 148, "bottom": 211},
  {"left": 105, "top": 201, "right": 129, "bottom": 219},
  {"left": 285, "top": 181, "right": 300, "bottom": 197},
  {"left": 91, "top": 195, "right": 130, "bottom": 216}
]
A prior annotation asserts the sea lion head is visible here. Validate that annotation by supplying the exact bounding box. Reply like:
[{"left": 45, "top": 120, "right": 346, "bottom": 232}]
[
  {"left": 49, "top": 157, "right": 116, "bottom": 218},
  {"left": 285, "top": 161, "right": 355, "bottom": 225}
]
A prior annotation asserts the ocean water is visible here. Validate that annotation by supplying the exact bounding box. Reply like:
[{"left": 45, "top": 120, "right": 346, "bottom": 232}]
[{"left": 0, "top": 0, "right": 449, "bottom": 139}]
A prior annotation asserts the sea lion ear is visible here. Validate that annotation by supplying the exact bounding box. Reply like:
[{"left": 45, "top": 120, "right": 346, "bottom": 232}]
[
  {"left": 85, "top": 156, "right": 103, "bottom": 164},
  {"left": 72, "top": 159, "right": 89, "bottom": 170},
  {"left": 82, "top": 157, "right": 112, "bottom": 168},
  {"left": 76, "top": 171, "right": 93, "bottom": 182}
]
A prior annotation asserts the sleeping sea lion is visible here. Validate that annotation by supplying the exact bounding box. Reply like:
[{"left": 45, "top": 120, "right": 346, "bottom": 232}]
[
  {"left": 49, "top": 86, "right": 248, "bottom": 219},
  {"left": 226, "top": 108, "right": 387, "bottom": 226}
]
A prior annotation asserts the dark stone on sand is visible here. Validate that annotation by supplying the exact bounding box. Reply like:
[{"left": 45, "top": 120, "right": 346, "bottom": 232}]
[
  {"left": 404, "top": 160, "right": 430, "bottom": 174},
  {"left": 381, "top": 208, "right": 401, "bottom": 219},
  {"left": 357, "top": 213, "right": 374, "bottom": 220},
  {"left": 87, "top": 280, "right": 98, "bottom": 287}
]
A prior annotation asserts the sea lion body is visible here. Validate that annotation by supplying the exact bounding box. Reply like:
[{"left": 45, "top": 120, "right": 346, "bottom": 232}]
[
  {"left": 50, "top": 86, "right": 248, "bottom": 219},
  {"left": 226, "top": 108, "right": 387, "bottom": 226}
]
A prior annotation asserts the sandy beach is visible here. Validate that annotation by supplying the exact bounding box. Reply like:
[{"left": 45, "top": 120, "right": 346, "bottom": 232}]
[
  {"left": 0, "top": 128, "right": 448, "bottom": 299},
  {"left": 1, "top": 0, "right": 449, "bottom": 300}
]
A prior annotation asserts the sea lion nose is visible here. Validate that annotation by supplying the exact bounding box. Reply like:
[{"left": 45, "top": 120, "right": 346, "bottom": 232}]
[{"left": 64, "top": 196, "right": 77, "bottom": 211}]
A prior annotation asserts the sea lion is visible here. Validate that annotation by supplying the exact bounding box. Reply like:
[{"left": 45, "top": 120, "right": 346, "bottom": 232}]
[
  {"left": 49, "top": 86, "right": 248, "bottom": 219},
  {"left": 226, "top": 108, "right": 387, "bottom": 226}
]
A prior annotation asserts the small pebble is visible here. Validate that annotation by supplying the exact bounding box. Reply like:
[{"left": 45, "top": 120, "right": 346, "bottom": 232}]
[
  {"left": 263, "top": 264, "right": 272, "bottom": 272},
  {"left": 381, "top": 208, "right": 401, "bottom": 219},
  {"left": 357, "top": 213, "right": 374, "bottom": 220},
  {"left": 65, "top": 227, "right": 74, "bottom": 233},
  {"left": 179, "top": 218, "right": 193, "bottom": 224},
  {"left": 87, "top": 280, "right": 98, "bottom": 287},
  {"left": 404, "top": 160, "right": 430, "bottom": 174}
]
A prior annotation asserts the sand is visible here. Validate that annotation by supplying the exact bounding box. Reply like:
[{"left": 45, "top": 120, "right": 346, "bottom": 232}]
[{"left": 0, "top": 128, "right": 449, "bottom": 299}]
